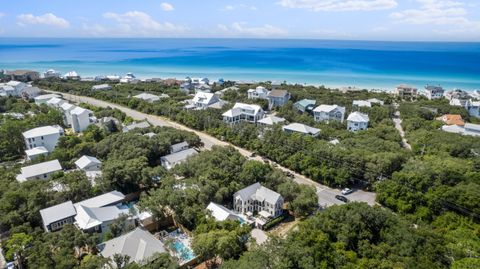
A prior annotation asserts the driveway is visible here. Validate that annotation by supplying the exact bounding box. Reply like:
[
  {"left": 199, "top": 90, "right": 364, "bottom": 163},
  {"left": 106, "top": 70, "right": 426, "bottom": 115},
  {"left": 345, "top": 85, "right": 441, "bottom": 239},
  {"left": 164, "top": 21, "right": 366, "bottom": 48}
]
[{"left": 52, "top": 91, "right": 377, "bottom": 207}]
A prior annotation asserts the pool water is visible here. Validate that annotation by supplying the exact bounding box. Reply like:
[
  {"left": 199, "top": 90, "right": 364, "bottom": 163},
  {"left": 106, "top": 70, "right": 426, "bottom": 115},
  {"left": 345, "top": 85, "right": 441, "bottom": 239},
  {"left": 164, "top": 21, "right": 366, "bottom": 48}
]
[{"left": 172, "top": 240, "right": 195, "bottom": 261}]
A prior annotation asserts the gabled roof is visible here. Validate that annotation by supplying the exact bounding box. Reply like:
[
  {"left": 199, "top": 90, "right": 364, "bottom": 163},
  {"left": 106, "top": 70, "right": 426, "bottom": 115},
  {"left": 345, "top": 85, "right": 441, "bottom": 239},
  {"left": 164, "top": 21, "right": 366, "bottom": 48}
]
[
  {"left": 294, "top": 99, "right": 316, "bottom": 108},
  {"left": 75, "top": 205, "right": 127, "bottom": 230},
  {"left": 347, "top": 112, "right": 369, "bottom": 123},
  {"left": 170, "top": 141, "right": 189, "bottom": 153},
  {"left": 206, "top": 202, "right": 243, "bottom": 222},
  {"left": 222, "top": 103, "right": 263, "bottom": 117},
  {"left": 40, "top": 201, "right": 76, "bottom": 226},
  {"left": 46, "top": 97, "right": 64, "bottom": 105},
  {"left": 35, "top": 94, "right": 61, "bottom": 101},
  {"left": 257, "top": 115, "right": 286, "bottom": 125},
  {"left": 161, "top": 148, "right": 198, "bottom": 164},
  {"left": 123, "top": 121, "right": 150, "bottom": 132},
  {"left": 23, "top": 125, "right": 63, "bottom": 138},
  {"left": 313, "top": 104, "right": 345, "bottom": 113},
  {"left": 437, "top": 114, "right": 464, "bottom": 126},
  {"left": 74, "top": 190, "right": 125, "bottom": 209},
  {"left": 193, "top": 92, "right": 217, "bottom": 105},
  {"left": 71, "top": 106, "right": 89, "bottom": 115},
  {"left": 352, "top": 100, "right": 371, "bottom": 107},
  {"left": 99, "top": 228, "right": 167, "bottom": 265},
  {"left": 267, "top": 89, "right": 289, "bottom": 98},
  {"left": 134, "top": 93, "right": 160, "bottom": 101},
  {"left": 248, "top": 86, "right": 268, "bottom": 94},
  {"left": 60, "top": 102, "right": 75, "bottom": 111},
  {"left": 234, "top": 183, "right": 282, "bottom": 205},
  {"left": 282, "top": 123, "right": 320, "bottom": 135},
  {"left": 465, "top": 123, "right": 480, "bottom": 132},
  {"left": 75, "top": 155, "right": 101, "bottom": 170},
  {"left": 19, "top": 159, "right": 62, "bottom": 180}
]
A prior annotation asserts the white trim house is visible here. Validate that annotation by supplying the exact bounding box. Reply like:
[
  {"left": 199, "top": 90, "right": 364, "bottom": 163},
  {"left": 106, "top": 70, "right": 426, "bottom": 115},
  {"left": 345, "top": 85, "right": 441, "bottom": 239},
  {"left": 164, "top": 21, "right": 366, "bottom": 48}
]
[
  {"left": 247, "top": 86, "right": 269, "bottom": 100},
  {"left": 233, "top": 183, "right": 283, "bottom": 218},
  {"left": 222, "top": 103, "right": 265, "bottom": 124},
  {"left": 347, "top": 112, "right": 369, "bottom": 132},
  {"left": 282, "top": 123, "right": 320, "bottom": 137},
  {"left": 313, "top": 105, "right": 346, "bottom": 123},
  {"left": 16, "top": 159, "right": 62, "bottom": 182},
  {"left": 22, "top": 125, "right": 64, "bottom": 152}
]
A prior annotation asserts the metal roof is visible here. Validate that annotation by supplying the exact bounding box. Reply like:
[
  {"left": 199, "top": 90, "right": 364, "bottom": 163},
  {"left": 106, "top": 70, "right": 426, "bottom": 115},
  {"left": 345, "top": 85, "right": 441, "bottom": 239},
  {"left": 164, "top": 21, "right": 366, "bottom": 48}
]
[
  {"left": 19, "top": 159, "right": 62, "bottom": 180},
  {"left": 22, "top": 125, "right": 63, "bottom": 138},
  {"left": 40, "top": 201, "right": 76, "bottom": 226}
]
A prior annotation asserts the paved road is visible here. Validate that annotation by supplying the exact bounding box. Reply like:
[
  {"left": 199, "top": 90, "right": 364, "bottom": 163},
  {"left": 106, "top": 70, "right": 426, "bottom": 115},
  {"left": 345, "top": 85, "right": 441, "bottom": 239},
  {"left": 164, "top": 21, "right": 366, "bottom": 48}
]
[{"left": 53, "top": 91, "right": 377, "bottom": 207}]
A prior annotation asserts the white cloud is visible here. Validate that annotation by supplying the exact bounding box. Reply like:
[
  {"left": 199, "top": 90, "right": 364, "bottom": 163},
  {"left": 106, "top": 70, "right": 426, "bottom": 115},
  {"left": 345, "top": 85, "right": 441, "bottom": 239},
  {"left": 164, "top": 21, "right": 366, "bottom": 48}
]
[
  {"left": 217, "top": 22, "right": 287, "bottom": 37},
  {"left": 390, "top": 0, "right": 480, "bottom": 32},
  {"left": 221, "top": 4, "right": 258, "bottom": 11},
  {"left": 160, "top": 2, "right": 174, "bottom": 11},
  {"left": 17, "top": 13, "right": 70, "bottom": 28},
  {"left": 277, "top": 0, "right": 397, "bottom": 11},
  {"left": 102, "top": 11, "right": 187, "bottom": 36}
]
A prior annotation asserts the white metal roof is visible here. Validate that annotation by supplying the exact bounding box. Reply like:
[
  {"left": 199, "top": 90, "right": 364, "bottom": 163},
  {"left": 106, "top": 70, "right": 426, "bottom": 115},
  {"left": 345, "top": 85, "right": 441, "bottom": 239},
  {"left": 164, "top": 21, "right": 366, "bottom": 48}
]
[
  {"left": 222, "top": 102, "right": 263, "bottom": 117},
  {"left": 313, "top": 104, "right": 345, "bottom": 113},
  {"left": 257, "top": 115, "right": 286, "bottom": 125},
  {"left": 352, "top": 100, "right": 371, "bottom": 107},
  {"left": 134, "top": 93, "right": 160, "bottom": 101},
  {"left": 25, "top": 146, "right": 49, "bottom": 157},
  {"left": 74, "top": 190, "right": 125, "bottom": 209},
  {"left": 34, "top": 94, "right": 61, "bottom": 101},
  {"left": 40, "top": 201, "right": 77, "bottom": 226},
  {"left": 206, "top": 202, "right": 243, "bottom": 222},
  {"left": 347, "top": 112, "right": 370, "bottom": 123},
  {"left": 70, "top": 106, "right": 89, "bottom": 115},
  {"left": 75, "top": 205, "right": 127, "bottom": 230},
  {"left": 22, "top": 125, "right": 63, "bottom": 138},
  {"left": 19, "top": 159, "right": 62, "bottom": 180},
  {"left": 234, "top": 183, "right": 282, "bottom": 205},
  {"left": 75, "top": 155, "right": 101, "bottom": 170},
  {"left": 161, "top": 148, "right": 198, "bottom": 165},
  {"left": 282, "top": 123, "right": 320, "bottom": 135}
]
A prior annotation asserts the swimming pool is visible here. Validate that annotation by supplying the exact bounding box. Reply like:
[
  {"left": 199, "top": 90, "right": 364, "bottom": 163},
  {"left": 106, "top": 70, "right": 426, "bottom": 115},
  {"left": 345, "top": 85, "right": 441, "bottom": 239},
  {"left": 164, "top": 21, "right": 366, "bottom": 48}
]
[{"left": 172, "top": 240, "right": 195, "bottom": 262}]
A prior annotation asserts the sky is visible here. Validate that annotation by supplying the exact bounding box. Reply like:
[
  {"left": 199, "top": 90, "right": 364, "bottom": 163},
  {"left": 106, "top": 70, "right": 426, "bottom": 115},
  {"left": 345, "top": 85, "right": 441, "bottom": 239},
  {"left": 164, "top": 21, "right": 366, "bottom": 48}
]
[{"left": 0, "top": 0, "right": 479, "bottom": 41}]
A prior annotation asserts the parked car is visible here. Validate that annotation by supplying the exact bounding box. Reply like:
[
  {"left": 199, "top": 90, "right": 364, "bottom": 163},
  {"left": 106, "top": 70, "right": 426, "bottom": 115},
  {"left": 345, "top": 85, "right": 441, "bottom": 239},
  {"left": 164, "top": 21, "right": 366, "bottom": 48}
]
[
  {"left": 335, "top": 195, "right": 348, "bottom": 203},
  {"left": 341, "top": 188, "right": 353, "bottom": 195}
]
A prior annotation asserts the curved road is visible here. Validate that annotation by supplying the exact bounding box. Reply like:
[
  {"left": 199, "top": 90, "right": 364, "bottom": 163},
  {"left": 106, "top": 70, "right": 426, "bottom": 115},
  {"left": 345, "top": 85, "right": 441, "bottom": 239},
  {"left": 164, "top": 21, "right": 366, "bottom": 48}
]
[{"left": 51, "top": 91, "right": 377, "bottom": 207}]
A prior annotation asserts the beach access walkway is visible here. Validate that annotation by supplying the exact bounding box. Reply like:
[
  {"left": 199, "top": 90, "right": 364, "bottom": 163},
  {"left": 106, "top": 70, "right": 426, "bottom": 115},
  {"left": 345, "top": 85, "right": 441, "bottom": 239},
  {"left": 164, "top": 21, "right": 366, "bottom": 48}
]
[
  {"left": 393, "top": 103, "right": 412, "bottom": 151},
  {"left": 47, "top": 90, "right": 377, "bottom": 207}
]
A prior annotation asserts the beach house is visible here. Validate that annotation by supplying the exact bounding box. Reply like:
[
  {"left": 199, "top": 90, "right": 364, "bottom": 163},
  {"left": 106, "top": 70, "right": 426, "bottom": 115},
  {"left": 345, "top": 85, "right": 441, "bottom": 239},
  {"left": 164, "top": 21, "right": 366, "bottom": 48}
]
[
  {"left": 44, "top": 69, "right": 61, "bottom": 79},
  {"left": 313, "top": 104, "right": 346, "bottom": 123},
  {"left": 25, "top": 146, "right": 49, "bottom": 161},
  {"left": 222, "top": 103, "right": 265, "bottom": 124},
  {"left": 267, "top": 89, "right": 290, "bottom": 109},
  {"left": 442, "top": 123, "right": 480, "bottom": 137},
  {"left": 64, "top": 71, "right": 80, "bottom": 80},
  {"left": 257, "top": 115, "right": 286, "bottom": 126},
  {"left": 424, "top": 85, "right": 445, "bottom": 100},
  {"left": 16, "top": 159, "right": 63, "bottom": 182},
  {"left": 206, "top": 202, "right": 245, "bottom": 223},
  {"left": 233, "top": 183, "right": 284, "bottom": 219},
  {"left": 75, "top": 155, "right": 102, "bottom": 172},
  {"left": 436, "top": 114, "right": 465, "bottom": 126},
  {"left": 134, "top": 93, "right": 161, "bottom": 103},
  {"left": 4, "top": 70, "right": 40, "bottom": 81},
  {"left": 170, "top": 141, "right": 190, "bottom": 154},
  {"left": 23, "top": 125, "right": 64, "bottom": 152},
  {"left": 98, "top": 228, "right": 167, "bottom": 266},
  {"left": 34, "top": 94, "right": 61, "bottom": 105},
  {"left": 40, "top": 201, "right": 77, "bottom": 232},
  {"left": 347, "top": 112, "right": 369, "bottom": 132},
  {"left": 293, "top": 99, "right": 316, "bottom": 113},
  {"left": 395, "top": 84, "right": 418, "bottom": 99},
  {"left": 191, "top": 92, "right": 222, "bottom": 109},
  {"left": 282, "top": 123, "right": 320, "bottom": 137},
  {"left": 46, "top": 97, "right": 66, "bottom": 108},
  {"left": 92, "top": 84, "right": 112, "bottom": 91},
  {"left": 60, "top": 102, "right": 76, "bottom": 126},
  {"left": 247, "top": 86, "right": 269, "bottom": 100},
  {"left": 71, "top": 106, "right": 93, "bottom": 133},
  {"left": 122, "top": 121, "right": 150, "bottom": 132}
]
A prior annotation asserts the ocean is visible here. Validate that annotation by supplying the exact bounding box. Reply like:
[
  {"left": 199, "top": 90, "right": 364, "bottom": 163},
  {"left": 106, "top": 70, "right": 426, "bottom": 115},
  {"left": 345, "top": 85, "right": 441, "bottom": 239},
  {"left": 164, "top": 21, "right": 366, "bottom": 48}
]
[{"left": 0, "top": 38, "right": 479, "bottom": 91}]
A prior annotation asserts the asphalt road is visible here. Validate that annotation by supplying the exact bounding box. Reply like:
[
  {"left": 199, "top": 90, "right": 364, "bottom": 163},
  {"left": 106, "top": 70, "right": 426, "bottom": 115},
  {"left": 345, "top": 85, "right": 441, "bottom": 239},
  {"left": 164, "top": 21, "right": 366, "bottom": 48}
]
[{"left": 53, "top": 91, "right": 377, "bottom": 207}]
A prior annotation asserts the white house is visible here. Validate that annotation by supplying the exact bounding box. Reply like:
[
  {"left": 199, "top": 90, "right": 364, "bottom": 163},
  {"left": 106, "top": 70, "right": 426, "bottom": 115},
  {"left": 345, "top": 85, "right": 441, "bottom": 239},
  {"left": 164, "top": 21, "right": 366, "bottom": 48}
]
[
  {"left": 60, "top": 102, "right": 76, "bottom": 126},
  {"left": 40, "top": 201, "right": 77, "bottom": 232},
  {"left": 468, "top": 101, "right": 480, "bottom": 118},
  {"left": 98, "top": 228, "right": 167, "bottom": 266},
  {"left": 424, "top": 85, "right": 445, "bottom": 100},
  {"left": 257, "top": 115, "right": 286, "bottom": 126},
  {"left": 352, "top": 100, "right": 372, "bottom": 108},
  {"left": 191, "top": 92, "right": 222, "bottom": 109},
  {"left": 16, "top": 159, "right": 62, "bottom": 182},
  {"left": 313, "top": 105, "right": 346, "bottom": 123},
  {"left": 70, "top": 107, "right": 93, "bottom": 133},
  {"left": 222, "top": 103, "right": 265, "bottom": 124},
  {"left": 23, "top": 125, "right": 64, "bottom": 152},
  {"left": 282, "top": 123, "right": 320, "bottom": 137},
  {"left": 442, "top": 123, "right": 480, "bottom": 137},
  {"left": 160, "top": 148, "right": 198, "bottom": 170},
  {"left": 267, "top": 90, "right": 290, "bottom": 109},
  {"left": 75, "top": 155, "right": 102, "bottom": 171},
  {"left": 74, "top": 191, "right": 132, "bottom": 233},
  {"left": 46, "top": 97, "right": 66, "bottom": 108},
  {"left": 233, "top": 183, "right": 284, "bottom": 219},
  {"left": 92, "top": 84, "right": 112, "bottom": 91},
  {"left": 0, "top": 81, "right": 28, "bottom": 96},
  {"left": 247, "top": 86, "right": 269, "bottom": 99},
  {"left": 64, "top": 71, "right": 80, "bottom": 80},
  {"left": 44, "top": 69, "right": 61, "bottom": 79},
  {"left": 34, "top": 94, "right": 61, "bottom": 105},
  {"left": 367, "top": 98, "right": 384, "bottom": 106},
  {"left": 134, "top": 93, "right": 160, "bottom": 103},
  {"left": 25, "top": 146, "right": 49, "bottom": 161},
  {"left": 206, "top": 202, "right": 245, "bottom": 223},
  {"left": 347, "top": 112, "right": 369, "bottom": 132},
  {"left": 120, "top": 73, "right": 138, "bottom": 84}
]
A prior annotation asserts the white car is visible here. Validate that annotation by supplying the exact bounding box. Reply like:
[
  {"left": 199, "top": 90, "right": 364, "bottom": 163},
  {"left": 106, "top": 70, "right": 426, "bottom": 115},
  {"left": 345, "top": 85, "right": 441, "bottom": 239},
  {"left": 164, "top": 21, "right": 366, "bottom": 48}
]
[{"left": 341, "top": 188, "right": 353, "bottom": 195}]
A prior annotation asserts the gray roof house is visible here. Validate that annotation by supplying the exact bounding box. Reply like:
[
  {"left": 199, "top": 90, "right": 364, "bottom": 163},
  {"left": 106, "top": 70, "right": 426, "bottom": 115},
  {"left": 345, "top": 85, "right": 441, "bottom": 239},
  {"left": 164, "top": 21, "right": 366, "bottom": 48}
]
[
  {"left": 293, "top": 99, "right": 316, "bottom": 113},
  {"left": 282, "top": 123, "right": 320, "bottom": 137},
  {"left": 122, "top": 121, "right": 150, "bottom": 132},
  {"left": 98, "top": 227, "right": 167, "bottom": 265},
  {"left": 160, "top": 148, "right": 198, "bottom": 170},
  {"left": 170, "top": 141, "right": 189, "bottom": 154},
  {"left": 40, "top": 201, "right": 77, "bottom": 232},
  {"left": 267, "top": 90, "right": 290, "bottom": 109},
  {"left": 233, "top": 183, "right": 284, "bottom": 219},
  {"left": 75, "top": 155, "right": 102, "bottom": 171},
  {"left": 92, "top": 84, "right": 112, "bottom": 91},
  {"left": 16, "top": 159, "right": 63, "bottom": 182}
]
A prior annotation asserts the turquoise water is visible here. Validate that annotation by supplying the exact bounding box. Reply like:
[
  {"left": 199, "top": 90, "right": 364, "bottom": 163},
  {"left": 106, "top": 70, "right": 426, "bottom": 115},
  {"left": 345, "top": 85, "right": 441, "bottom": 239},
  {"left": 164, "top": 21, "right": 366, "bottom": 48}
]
[
  {"left": 0, "top": 38, "right": 479, "bottom": 90},
  {"left": 172, "top": 240, "right": 195, "bottom": 262}
]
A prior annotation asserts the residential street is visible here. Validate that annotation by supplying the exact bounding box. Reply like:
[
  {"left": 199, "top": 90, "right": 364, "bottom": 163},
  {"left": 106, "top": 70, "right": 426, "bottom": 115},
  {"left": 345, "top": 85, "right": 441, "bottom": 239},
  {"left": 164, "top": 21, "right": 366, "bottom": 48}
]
[{"left": 52, "top": 91, "right": 377, "bottom": 207}]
